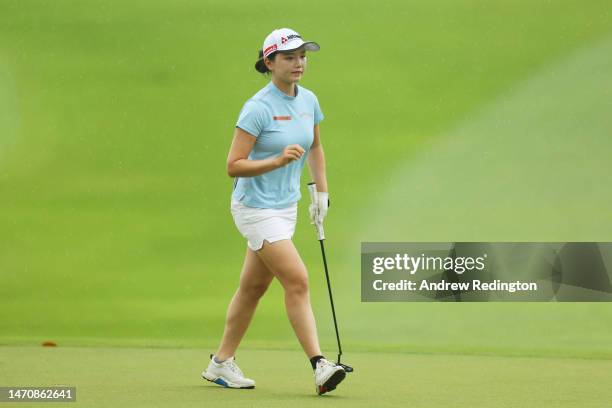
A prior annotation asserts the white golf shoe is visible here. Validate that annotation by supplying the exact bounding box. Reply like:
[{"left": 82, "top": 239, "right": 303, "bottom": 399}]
[
  {"left": 202, "top": 354, "right": 255, "bottom": 389},
  {"left": 314, "top": 358, "right": 346, "bottom": 395}
]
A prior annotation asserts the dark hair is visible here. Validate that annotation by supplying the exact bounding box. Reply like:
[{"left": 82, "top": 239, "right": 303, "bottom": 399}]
[{"left": 254, "top": 49, "right": 277, "bottom": 74}]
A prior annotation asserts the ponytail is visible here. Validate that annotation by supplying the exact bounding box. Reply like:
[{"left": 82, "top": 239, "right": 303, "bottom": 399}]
[{"left": 254, "top": 49, "right": 276, "bottom": 74}]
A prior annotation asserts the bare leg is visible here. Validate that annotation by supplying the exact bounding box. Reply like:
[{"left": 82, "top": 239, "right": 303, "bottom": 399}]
[
  {"left": 215, "top": 246, "right": 274, "bottom": 360},
  {"left": 256, "top": 239, "right": 322, "bottom": 359}
]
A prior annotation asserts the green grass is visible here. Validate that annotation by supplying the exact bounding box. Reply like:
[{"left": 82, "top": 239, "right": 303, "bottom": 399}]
[
  {"left": 2, "top": 346, "right": 612, "bottom": 408},
  {"left": 1, "top": 1, "right": 612, "bottom": 405}
]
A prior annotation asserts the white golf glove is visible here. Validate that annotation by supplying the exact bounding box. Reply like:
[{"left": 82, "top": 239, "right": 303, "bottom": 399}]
[{"left": 309, "top": 192, "right": 329, "bottom": 225}]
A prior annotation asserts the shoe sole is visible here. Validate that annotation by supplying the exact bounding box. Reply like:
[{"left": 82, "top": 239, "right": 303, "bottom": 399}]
[
  {"left": 202, "top": 373, "right": 255, "bottom": 389},
  {"left": 317, "top": 369, "right": 346, "bottom": 395}
]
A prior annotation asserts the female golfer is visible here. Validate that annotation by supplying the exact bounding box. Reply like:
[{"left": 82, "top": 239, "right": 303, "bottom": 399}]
[{"left": 202, "top": 28, "right": 346, "bottom": 395}]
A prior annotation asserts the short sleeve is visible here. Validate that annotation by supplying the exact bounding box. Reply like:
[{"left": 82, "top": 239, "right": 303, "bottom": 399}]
[
  {"left": 314, "top": 94, "right": 324, "bottom": 125},
  {"left": 236, "top": 100, "right": 266, "bottom": 137}
]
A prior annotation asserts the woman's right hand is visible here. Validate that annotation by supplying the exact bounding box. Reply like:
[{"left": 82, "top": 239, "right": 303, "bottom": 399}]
[{"left": 275, "top": 144, "right": 305, "bottom": 167}]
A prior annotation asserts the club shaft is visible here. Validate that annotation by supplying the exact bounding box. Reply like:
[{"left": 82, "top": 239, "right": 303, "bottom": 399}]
[{"left": 319, "top": 239, "right": 343, "bottom": 363}]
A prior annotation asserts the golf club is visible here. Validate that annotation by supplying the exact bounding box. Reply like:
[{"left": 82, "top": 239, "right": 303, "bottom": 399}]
[{"left": 308, "top": 182, "right": 354, "bottom": 373}]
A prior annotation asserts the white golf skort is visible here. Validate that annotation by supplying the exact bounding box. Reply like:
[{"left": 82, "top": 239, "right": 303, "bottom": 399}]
[{"left": 230, "top": 198, "right": 298, "bottom": 251}]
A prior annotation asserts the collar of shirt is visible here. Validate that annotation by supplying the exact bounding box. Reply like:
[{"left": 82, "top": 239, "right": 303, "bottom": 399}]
[{"left": 268, "top": 80, "right": 299, "bottom": 101}]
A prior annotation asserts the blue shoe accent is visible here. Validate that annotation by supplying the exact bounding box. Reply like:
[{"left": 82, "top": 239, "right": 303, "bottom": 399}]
[{"left": 214, "top": 378, "right": 229, "bottom": 387}]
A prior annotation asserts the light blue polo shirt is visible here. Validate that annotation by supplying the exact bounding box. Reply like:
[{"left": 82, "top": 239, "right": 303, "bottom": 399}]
[{"left": 231, "top": 80, "right": 324, "bottom": 208}]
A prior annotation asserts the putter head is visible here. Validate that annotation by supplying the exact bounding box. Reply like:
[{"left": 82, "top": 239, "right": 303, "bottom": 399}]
[{"left": 336, "top": 362, "right": 354, "bottom": 373}]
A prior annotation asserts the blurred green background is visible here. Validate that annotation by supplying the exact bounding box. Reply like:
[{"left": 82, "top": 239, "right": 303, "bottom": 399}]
[{"left": 1, "top": 0, "right": 612, "bottom": 359}]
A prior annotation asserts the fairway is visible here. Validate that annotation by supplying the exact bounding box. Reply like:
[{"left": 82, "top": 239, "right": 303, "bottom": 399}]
[
  {"left": 3, "top": 346, "right": 612, "bottom": 408},
  {"left": 2, "top": 0, "right": 612, "bottom": 406}
]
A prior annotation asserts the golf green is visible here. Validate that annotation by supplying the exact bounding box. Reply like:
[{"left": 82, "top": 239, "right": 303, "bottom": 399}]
[{"left": 2, "top": 346, "right": 611, "bottom": 407}]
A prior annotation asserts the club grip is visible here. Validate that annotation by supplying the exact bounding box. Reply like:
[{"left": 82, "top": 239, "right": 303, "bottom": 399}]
[
  {"left": 308, "top": 182, "right": 318, "bottom": 206},
  {"left": 307, "top": 182, "right": 325, "bottom": 240}
]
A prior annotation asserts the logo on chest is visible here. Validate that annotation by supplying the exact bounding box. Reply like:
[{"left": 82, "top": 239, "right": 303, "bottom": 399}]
[{"left": 272, "top": 113, "right": 312, "bottom": 121}]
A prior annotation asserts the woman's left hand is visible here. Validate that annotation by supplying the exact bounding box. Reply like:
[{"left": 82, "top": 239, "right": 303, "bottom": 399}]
[{"left": 309, "top": 192, "right": 329, "bottom": 225}]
